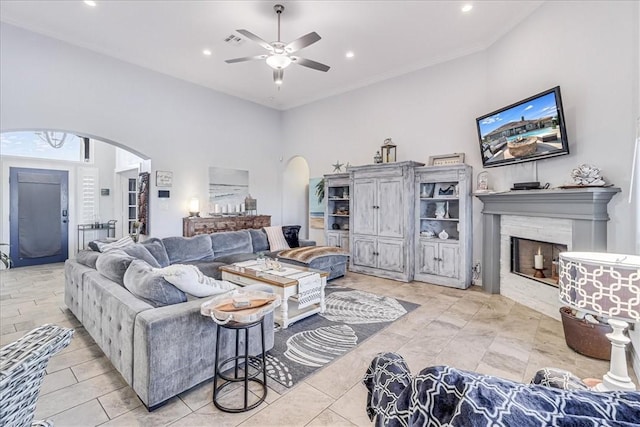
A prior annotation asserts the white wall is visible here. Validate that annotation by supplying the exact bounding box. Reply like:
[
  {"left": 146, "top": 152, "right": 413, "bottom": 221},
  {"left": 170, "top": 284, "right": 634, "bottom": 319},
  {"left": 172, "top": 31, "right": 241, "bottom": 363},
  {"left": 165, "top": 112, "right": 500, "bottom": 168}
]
[
  {"left": 0, "top": 23, "right": 283, "bottom": 238},
  {"left": 631, "top": 0, "right": 640, "bottom": 389},
  {"left": 283, "top": 1, "right": 638, "bottom": 264}
]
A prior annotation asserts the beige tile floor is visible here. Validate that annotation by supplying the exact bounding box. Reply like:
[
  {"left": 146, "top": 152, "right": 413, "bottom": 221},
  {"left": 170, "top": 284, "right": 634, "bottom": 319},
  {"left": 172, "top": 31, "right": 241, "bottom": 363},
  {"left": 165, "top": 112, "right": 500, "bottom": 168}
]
[{"left": 1, "top": 263, "right": 635, "bottom": 426}]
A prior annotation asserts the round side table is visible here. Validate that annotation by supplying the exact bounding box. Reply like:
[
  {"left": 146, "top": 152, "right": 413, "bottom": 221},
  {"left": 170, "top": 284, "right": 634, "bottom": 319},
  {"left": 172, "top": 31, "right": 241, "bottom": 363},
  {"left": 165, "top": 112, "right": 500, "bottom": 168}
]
[{"left": 212, "top": 317, "right": 267, "bottom": 413}]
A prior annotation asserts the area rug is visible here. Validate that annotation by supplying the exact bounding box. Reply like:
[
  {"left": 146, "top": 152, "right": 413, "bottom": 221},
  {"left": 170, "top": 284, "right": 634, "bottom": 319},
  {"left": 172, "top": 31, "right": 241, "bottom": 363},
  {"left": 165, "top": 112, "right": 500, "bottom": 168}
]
[{"left": 252, "top": 285, "right": 419, "bottom": 391}]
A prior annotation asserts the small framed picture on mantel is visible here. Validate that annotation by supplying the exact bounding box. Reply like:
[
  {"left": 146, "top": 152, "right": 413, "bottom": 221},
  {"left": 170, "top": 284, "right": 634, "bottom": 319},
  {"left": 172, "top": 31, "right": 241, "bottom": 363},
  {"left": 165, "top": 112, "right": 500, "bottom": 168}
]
[{"left": 428, "top": 153, "right": 465, "bottom": 166}]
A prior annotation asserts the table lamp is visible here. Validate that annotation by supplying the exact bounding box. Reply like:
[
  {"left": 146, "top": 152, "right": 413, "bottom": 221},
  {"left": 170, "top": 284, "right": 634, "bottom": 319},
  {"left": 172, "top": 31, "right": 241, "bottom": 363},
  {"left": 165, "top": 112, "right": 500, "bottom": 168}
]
[
  {"left": 558, "top": 252, "right": 640, "bottom": 391},
  {"left": 188, "top": 198, "right": 200, "bottom": 217}
]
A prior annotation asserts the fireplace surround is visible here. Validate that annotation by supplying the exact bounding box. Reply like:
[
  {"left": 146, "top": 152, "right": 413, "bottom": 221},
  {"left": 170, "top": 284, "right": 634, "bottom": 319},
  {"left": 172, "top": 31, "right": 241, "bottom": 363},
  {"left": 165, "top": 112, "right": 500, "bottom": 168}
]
[{"left": 476, "top": 187, "right": 620, "bottom": 318}]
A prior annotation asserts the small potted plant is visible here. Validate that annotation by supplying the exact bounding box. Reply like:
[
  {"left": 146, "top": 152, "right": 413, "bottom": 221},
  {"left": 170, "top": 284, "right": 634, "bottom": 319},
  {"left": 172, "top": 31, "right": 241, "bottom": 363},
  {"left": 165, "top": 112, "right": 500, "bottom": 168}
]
[{"left": 0, "top": 243, "right": 11, "bottom": 270}]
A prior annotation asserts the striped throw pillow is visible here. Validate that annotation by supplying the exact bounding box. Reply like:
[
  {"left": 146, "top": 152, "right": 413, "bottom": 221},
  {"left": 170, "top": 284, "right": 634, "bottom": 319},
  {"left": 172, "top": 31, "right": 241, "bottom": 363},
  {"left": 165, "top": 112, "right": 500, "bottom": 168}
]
[
  {"left": 96, "top": 235, "right": 134, "bottom": 252},
  {"left": 264, "top": 226, "right": 290, "bottom": 251}
]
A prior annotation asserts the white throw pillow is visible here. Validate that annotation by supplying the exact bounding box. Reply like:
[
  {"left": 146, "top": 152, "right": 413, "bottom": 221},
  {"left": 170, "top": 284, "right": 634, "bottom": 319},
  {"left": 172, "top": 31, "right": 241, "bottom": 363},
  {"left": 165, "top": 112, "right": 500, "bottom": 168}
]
[
  {"left": 97, "top": 235, "right": 134, "bottom": 252},
  {"left": 264, "top": 226, "right": 290, "bottom": 251},
  {"left": 156, "top": 264, "right": 237, "bottom": 297}
]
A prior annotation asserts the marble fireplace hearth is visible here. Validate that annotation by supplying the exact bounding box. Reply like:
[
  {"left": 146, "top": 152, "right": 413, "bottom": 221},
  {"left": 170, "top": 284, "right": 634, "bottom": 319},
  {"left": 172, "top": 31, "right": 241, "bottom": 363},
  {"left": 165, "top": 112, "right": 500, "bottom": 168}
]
[{"left": 476, "top": 187, "right": 620, "bottom": 319}]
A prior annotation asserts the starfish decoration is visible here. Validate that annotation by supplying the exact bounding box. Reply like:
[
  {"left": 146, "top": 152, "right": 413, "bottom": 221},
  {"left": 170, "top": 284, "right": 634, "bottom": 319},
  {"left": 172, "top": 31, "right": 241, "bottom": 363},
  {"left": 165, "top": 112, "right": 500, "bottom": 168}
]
[{"left": 332, "top": 161, "right": 344, "bottom": 172}]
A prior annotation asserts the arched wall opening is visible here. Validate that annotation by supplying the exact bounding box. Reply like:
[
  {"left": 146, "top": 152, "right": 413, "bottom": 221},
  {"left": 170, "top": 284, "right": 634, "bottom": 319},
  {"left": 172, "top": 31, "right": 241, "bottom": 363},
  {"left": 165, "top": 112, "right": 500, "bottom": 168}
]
[
  {"left": 281, "top": 156, "right": 312, "bottom": 240},
  {"left": 0, "top": 129, "right": 151, "bottom": 262}
]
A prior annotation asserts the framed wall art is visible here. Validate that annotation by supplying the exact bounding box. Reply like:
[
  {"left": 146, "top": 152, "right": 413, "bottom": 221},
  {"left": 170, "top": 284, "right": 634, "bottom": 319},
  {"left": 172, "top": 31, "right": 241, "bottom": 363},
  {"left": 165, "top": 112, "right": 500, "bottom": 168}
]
[
  {"left": 156, "top": 170, "right": 173, "bottom": 187},
  {"left": 428, "top": 153, "right": 465, "bottom": 166}
]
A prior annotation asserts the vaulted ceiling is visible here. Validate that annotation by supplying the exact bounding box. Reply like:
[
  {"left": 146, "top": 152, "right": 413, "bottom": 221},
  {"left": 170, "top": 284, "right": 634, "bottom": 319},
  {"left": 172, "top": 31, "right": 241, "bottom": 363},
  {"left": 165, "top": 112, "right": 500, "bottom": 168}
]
[{"left": 0, "top": 1, "right": 543, "bottom": 110}]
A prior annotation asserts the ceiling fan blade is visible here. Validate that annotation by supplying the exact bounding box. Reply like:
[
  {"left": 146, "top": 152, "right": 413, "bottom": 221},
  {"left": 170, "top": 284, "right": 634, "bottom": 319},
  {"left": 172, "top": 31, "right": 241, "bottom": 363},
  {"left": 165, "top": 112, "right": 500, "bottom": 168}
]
[
  {"left": 273, "top": 69, "right": 284, "bottom": 85},
  {"left": 236, "top": 29, "right": 273, "bottom": 51},
  {"left": 292, "top": 56, "right": 330, "bottom": 72},
  {"left": 225, "top": 55, "right": 268, "bottom": 64},
  {"left": 285, "top": 32, "right": 321, "bottom": 53}
]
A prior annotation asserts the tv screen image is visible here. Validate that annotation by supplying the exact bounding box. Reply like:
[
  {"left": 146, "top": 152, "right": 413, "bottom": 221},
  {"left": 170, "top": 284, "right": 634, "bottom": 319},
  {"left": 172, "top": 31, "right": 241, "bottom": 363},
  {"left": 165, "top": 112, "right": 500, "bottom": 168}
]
[{"left": 476, "top": 86, "right": 569, "bottom": 168}]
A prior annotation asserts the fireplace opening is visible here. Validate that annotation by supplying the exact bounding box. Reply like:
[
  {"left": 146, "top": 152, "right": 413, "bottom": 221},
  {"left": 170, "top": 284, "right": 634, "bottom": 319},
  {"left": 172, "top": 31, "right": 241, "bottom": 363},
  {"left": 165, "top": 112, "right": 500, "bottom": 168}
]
[{"left": 511, "top": 237, "right": 568, "bottom": 287}]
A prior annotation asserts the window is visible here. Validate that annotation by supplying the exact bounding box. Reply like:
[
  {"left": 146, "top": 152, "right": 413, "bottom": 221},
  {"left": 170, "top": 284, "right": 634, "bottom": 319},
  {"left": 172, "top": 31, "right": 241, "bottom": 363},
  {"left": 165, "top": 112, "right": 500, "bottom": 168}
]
[{"left": 1, "top": 131, "right": 84, "bottom": 162}]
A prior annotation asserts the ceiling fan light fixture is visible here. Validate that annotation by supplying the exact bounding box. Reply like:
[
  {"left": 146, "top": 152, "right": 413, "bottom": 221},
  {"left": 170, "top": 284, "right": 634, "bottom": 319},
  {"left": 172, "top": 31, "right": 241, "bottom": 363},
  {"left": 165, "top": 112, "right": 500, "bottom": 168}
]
[
  {"left": 274, "top": 69, "right": 284, "bottom": 85},
  {"left": 266, "top": 54, "right": 292, "bottom": 69}
]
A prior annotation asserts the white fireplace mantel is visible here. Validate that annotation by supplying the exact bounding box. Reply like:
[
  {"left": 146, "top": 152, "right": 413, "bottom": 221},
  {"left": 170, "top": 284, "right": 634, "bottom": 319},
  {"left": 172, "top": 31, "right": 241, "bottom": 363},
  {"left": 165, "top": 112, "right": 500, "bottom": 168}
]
[{"left": 476, "top": 187, "right": 621, "bottom": 294}]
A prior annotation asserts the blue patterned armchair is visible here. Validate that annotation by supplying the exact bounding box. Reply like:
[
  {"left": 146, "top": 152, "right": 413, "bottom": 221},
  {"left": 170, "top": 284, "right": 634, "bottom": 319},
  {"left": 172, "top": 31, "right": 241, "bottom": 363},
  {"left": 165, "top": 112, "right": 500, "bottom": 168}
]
[
  {"left": 364, "top": 352, "right": 640, "bottom": 426},
  {"left": 0, "top": 324, "right": 74, "bottom": 427}
]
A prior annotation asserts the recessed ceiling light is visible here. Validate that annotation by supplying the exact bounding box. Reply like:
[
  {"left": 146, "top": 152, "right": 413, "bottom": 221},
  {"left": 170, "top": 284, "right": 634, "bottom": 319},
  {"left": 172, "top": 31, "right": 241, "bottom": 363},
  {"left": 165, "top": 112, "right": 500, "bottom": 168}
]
[
  {"left": 202, "top": 49, "right": 212, "bottom": 56},
  {"left": 461, "top": 4, "right": 473, "bottom": 12},
  {"left": 345, "top": 51, "right": 355, "bottom": 59},
  {"left": 84, "top": 0, "right": 97, "bottom": 7}
]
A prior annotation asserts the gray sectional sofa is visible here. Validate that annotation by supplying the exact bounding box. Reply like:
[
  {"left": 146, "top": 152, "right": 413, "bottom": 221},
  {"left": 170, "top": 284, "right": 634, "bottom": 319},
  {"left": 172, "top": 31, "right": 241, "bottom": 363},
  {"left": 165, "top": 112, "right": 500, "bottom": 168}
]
[{"left": 64, "top": 227, "right": 345, "bottom": 409}]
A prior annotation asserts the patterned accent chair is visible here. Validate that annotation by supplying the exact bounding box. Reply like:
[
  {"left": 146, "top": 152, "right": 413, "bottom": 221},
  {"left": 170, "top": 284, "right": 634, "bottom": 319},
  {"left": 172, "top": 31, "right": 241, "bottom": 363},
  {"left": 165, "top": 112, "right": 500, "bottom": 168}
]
[
  {"left": 0, "top": 324, "right": 74, "bottom": 427},
  {"left": 364, "top": 352, "right": 640, "bottom": 426}
]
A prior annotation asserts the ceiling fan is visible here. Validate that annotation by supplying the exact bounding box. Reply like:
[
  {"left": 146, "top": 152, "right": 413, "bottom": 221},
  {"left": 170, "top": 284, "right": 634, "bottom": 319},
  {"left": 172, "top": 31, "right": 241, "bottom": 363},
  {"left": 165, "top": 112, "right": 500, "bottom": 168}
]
[{"left": 225, "top": 4, "right": 330, "bottom": 86}]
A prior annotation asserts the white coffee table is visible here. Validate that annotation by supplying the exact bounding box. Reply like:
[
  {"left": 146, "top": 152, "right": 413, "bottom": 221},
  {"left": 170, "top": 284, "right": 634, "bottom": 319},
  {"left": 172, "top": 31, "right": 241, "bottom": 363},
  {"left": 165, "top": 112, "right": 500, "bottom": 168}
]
[{"left": 219, "top": 262, "right": 328, "bottom": 329}]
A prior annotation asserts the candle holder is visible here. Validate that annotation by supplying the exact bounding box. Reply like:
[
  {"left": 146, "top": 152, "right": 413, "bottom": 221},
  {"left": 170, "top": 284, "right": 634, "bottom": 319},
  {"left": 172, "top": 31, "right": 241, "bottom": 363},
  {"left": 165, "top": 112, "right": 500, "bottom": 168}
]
[{"left": 534, "top": 268, "right": 546, "bottom": 278}]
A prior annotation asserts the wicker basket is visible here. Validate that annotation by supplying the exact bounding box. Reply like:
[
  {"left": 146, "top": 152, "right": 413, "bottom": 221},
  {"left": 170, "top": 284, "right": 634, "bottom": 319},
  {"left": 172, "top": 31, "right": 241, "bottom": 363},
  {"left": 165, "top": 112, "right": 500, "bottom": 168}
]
[{"left": 559, "top": 307, "right": 612, "bottom": 360}]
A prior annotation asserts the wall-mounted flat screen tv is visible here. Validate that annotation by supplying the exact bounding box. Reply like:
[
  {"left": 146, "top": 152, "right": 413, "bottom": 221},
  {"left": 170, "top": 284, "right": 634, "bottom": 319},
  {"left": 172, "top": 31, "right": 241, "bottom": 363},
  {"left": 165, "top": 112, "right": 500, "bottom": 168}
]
[{"left": 476, "top": 86, "right": 569, "bottom": 168}]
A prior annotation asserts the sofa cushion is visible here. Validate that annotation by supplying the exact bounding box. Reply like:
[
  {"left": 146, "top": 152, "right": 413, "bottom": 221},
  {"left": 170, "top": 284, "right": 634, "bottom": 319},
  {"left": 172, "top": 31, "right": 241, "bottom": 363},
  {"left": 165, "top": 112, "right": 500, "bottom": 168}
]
[
  {"left": 122, "top": 243, "right": 161, "bottom": 268},
  {"left": 209, "top": 231, "right": 253, "bottom": 257},
  {"left": 213, "top": 253, "right": 258, "bottom": 264},
  {"left": 264, "top": 226, "right": 290, "bottom": 251},
  {"left": 88, "top": 238, "right": 116, "bottom": 252},
  {"left": 123, "top": 260, "right": 187, "bottom": 307},
  {"left": 249, "top": 229, "right": 269, "bottom": 253},
  {"left": 140, "top": 238, "right": 170, "bottom": 268},
  {"left": 282, "top": 225, "right": 301, "bottom": 248},
  {"left": 76, "top": 250, "right": 100, "bottom": 269},
  {"left": 93, "top": 235, "right": 135, "bottom": 252},
  {"left": 156, "top": 264, "right": 237, "bottom": 297},
  {"left": 162, "top": 235, "right": 214, "bottom": 264},
  {"left": 95, "top": 250, "right": 135, "bottom": 286},
  {"left": 182, "top": 261, "right": 226, "bottom": 280}
]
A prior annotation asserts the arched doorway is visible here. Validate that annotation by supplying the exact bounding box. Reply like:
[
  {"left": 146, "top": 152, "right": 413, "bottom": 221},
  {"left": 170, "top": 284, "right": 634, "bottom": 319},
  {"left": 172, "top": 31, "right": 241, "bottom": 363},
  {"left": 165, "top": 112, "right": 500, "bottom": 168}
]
[
  {"left": 1, "top": 130, "right": 150, "bottom": 266},
  {"left": 281, "top": 156, "right": 311, "bottom": 240}
]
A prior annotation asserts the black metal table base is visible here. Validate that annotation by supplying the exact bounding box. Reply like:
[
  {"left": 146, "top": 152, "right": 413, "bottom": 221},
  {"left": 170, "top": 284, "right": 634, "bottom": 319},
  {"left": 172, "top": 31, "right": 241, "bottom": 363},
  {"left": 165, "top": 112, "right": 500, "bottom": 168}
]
[{"left": 212, "top": 317, "right": 267, "bottom": 413}]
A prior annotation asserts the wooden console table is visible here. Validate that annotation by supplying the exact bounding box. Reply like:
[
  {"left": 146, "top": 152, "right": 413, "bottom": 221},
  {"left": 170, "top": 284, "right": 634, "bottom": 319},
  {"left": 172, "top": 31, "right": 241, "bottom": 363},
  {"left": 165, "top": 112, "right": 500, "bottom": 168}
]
[{"left": 183, "top": 215, "right": 271, "bottom": 236}]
